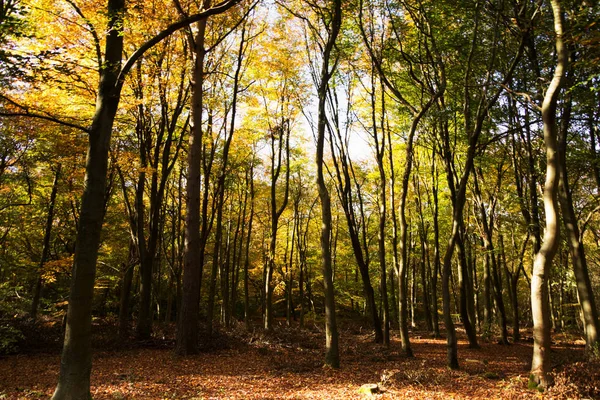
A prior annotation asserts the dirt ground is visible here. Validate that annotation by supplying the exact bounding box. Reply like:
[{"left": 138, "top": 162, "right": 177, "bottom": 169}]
[{"left": 0, "top": 321, "right": 598, "bottom": 399}]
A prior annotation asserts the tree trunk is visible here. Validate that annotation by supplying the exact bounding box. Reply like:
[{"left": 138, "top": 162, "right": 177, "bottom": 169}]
[
  {"left": 31, "top": 163, "right": 61, "bottom": 321},
  {"left": 431, "top": 156, "right": 441, "bottom": 338},
  {"left": 118, "top": 241, "right": 136, "bottom": 338},
  {"left": 482, "top": 250, "right": 492, "bottom": 335},
  {"left": 207, "top": 180, "right": 225, "bottom": 335},
  {"left": 315, "top": 0, "right": 341, "bottom": 368},
  {"left": 244, "top": 160, "right": 255, "bottom": 330},
  {"left": 414, "top": 175, "right": 433, "bottom": 333},
  {"left": 456, "top": 232, "right": 479, "bottom": 347},
  {"left": 176, "top": 14, "right": 208, "bottom": 355},
  {"left": 557, "top": 78, "right": 600, "bottom": 355},
  {"left": 530, "top": 0, "right": 565, "bottom": 388},
  {"left": 264, "top": 119, "right": 290, "bottom": 331},
  {"left": 52, "top": 3, "right": 124, "bottom": 398}
]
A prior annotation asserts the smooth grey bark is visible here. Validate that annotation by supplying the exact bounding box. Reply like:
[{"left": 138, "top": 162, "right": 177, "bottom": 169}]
[
  {"left": 297, "top": 196, "right": 315, "bottom": 330},
  {"left": 230, "top": 170, "right": 247, "bottom": 326},
  {"left": 589, "top": 105, "right": 600, "bottom": 189},
  {"left": 387, "top": 108, "right": 401, "bottom": 335},
  {"left": 530, "top": 0, "right": 566, "bottom": 388}
]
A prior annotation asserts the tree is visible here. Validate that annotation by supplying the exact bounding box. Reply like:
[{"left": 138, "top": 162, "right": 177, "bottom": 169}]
[
  {"left": 299, "top": 0, "right": 343, "bottom": 367},
  {"left": 327, "top": 73, "right": 383, "bottom": 343},
  {"left": 359, "top": 0, "right": 446, "bottom": 355},
  {"left": 529, "top": 0, "right": 566, "bottom": 389},
  {"left": 0, "top": 0, "right": 244, "bottom": 395}
]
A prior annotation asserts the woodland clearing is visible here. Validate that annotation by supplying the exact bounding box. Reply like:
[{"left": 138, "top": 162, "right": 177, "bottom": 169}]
[{"left": 0, "top": 319, "right": 597, "bottom": 399}]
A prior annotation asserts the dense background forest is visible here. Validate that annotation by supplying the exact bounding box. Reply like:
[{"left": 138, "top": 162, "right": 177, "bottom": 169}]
[{"left": 1, "top": 0, "right": 600, "bottom": 398}]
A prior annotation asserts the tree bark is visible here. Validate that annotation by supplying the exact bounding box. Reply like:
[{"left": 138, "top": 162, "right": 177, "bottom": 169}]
[
  {"left": 176, "top": 12, "right": 209, "bottom": 355},
  {"left": 315, "top": 0, "right": 341, "bottom": 368},
  {"left": 530, "top": 0, "right": 566, "bottom": 388},
  {"left": 52, "top": 2, "right": 124, "bottom": 398}
]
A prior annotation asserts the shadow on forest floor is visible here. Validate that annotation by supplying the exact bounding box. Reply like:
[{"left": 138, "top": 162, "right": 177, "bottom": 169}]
[{"left": 0, "top": 317, "right": 597, "bottom": 399}]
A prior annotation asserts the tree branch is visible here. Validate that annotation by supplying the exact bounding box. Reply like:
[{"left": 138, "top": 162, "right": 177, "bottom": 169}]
[{"left": 117, "top": 0, "right": 242, "bottom": 88}]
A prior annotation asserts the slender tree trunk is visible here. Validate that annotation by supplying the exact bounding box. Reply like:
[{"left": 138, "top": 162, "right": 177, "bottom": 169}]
[
  {"left": 456, "top": 232, "right": 479, "bottom": 347},
  {"left": 589, "top": 105, "right": 600, "bottom": 190},
  {"left": 431, "top": 156, "right": 441, "bottom": 338},
  {"left": 265, "top": 120, "right": 290, "bottom": 330},
  {"left": 530, "top": 0, "right": 566, "bottom": 388},
  {"left": 377, "top": 170, "right": 390, "bottom": 346},
  {"left": 31, "top": 163, "right": 61, "bottom": 321},
  {"left": 557, "top": 81, "right": 600, "bottom": 355},
  {"left": 244, "top": 161, "right": 255, "bottom": 330},
  {"left": 208, "top": 183, "right": 225, "bottom": 335},
  {"left": 315, "top": 0, "right": 341, "bottom": 367},
  {"left": 118, "top": 241, "right": 136, "bottom": 338},
  {"left": 415, "top": 175, "right": 433, "bottom": 333},
  {"left": 482, "top": 250, "right": 492, "bottom": 334}
]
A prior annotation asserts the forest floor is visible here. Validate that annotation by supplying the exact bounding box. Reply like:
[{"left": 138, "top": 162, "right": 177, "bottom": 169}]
[{"left": 0, "top": 318, "right": 598, "bottom": 399}]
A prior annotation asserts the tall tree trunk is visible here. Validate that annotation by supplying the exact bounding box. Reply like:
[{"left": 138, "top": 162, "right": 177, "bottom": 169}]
[
  {"left": 52, "top": 2, "right": 124, "bottom": 398},
  {"left": 329, "top": 106, "right": 382, "bottom": 342},
  {"left": 415, "top": 176, "right": 433, "bottom": 333},
  {"left": 315, "top": 0, "right": 341, "bottom": 368},
  {"left": 430, "top": 155, "right": 441, "bottom": 338},
  {"left": 136, "top": 163, "right": 151, "bottom": 339},
  {"left": 31, "top": 163, "right": 61, "bottom": 321},
  {"left": 530, "top": 0, "right": 566, "bottom": 388},
  {"left": 176, "top": 13, "right": 209, "bottom": 355},
  {"left": 244, "top": 160, "right": 255, "bottom": 330},
  {"left": 370, "top": 71, "right": 389, "bottom": 346},
  {"left": 557, "top": 78, "right": 600, "bottom": 355}
]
